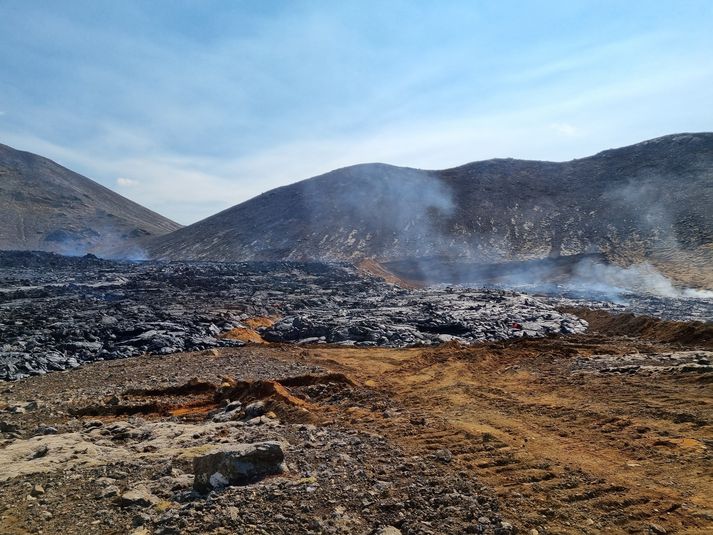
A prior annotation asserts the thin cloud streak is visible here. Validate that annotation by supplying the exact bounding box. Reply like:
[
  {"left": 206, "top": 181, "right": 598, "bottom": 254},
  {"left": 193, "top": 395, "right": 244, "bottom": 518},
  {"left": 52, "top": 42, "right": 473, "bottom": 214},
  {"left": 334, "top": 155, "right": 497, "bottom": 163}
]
[{"left": 116, "top": 177, "right": 139, "bottom": 187}]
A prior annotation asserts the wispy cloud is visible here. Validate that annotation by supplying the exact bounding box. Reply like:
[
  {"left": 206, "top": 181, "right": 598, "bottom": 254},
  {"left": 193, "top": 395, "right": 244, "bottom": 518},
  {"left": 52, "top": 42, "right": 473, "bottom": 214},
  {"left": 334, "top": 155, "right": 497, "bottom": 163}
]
[
  {"left": 116, "top": 177, "right": 139, "bottom": 187},
  {"left": 549, "top": 123, "right": 581, "bottom": 137}
]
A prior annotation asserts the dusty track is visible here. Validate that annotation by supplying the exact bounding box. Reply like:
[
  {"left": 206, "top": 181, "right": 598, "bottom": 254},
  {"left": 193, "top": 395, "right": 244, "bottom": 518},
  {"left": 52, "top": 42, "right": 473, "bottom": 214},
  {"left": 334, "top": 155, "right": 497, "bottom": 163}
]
[{"left": 290, "top": 335, "right": 713, "bottom": 534}]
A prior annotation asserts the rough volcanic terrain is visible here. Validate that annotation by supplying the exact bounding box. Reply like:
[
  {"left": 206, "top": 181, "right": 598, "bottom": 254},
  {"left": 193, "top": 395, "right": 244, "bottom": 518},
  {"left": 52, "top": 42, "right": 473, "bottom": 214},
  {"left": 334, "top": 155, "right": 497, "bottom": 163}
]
[
  {"left": 0, "top": 251, "right": 588, "bottom": 381},
  {"left": 0, "top": 143, "right": 181, "bottom": 256},
  {"left": 1, "top": 252, "right": 711, "bottom": 534},
  {"left": 1, "top": 324, "right": 711, "bottom": 534}
]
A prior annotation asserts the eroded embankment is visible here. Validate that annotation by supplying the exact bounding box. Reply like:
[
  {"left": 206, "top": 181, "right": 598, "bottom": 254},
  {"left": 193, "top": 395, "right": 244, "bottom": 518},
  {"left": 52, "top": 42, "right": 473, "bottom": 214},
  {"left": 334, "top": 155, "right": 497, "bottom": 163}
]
[{"left": 565, "top": 307, "right": 713, "bottom": 348}]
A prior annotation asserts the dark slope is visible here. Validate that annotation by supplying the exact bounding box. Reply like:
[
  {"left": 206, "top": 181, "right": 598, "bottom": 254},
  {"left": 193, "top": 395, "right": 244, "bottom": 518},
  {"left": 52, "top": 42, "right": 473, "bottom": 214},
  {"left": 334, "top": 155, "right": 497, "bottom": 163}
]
[
  {"left": 148, "top": 133, "right": 713, "bottom": 284},
  {"left": 0, "top": 143, "right": 181, "bottom": 256}
]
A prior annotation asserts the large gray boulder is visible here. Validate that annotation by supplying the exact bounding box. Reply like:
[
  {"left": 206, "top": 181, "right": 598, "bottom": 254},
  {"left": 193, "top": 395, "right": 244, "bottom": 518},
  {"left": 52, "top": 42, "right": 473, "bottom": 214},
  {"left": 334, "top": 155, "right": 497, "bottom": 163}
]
[{"left": 192, "top": 441, "right": 286, "bottom": 494}]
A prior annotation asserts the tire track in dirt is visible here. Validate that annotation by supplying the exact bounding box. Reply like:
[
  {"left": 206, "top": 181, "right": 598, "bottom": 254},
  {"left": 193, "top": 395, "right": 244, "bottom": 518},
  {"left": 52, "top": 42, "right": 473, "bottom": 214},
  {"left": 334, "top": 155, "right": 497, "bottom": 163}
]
[{"left": 298, "top": 338, "right": 713, "bottom": 534}]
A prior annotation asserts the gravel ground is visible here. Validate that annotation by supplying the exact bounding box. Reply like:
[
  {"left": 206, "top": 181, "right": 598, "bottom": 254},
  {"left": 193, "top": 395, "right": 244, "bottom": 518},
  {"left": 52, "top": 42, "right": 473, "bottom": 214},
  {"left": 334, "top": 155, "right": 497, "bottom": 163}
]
[{"left": 0, "top": 346, "right": 506, "bottom": 535}]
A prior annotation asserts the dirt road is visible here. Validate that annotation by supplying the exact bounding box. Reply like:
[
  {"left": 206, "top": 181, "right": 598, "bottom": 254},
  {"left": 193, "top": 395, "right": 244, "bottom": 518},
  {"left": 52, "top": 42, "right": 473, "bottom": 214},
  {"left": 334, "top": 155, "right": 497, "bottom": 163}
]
[{"left": 295, "top": 336, "right": 713, "bottom": 534}]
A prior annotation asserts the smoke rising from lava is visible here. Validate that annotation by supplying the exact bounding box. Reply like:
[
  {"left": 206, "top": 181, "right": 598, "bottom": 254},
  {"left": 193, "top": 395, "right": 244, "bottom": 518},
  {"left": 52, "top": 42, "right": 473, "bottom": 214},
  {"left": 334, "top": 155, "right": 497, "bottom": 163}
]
[{"left": 307, "top": 164, "right": 712, "bottom": 300}]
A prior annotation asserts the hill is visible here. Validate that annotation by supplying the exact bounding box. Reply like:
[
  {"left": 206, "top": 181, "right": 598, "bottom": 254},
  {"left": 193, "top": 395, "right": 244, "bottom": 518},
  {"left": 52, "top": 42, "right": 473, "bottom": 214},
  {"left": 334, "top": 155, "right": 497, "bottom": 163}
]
[
  {"left": 147, "top": 133, "right": 713, "bottom": 287},
  {"left": 0, "top": 143, "right": 181, "bottom": 257}
]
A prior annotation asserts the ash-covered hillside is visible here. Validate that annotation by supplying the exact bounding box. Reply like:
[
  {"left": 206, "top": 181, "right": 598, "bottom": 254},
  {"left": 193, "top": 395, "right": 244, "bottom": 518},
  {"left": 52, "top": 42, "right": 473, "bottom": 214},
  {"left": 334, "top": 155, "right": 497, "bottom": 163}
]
[
  {"left": 0, "top": 143, "right": 181, "bottom": 256},
  {"left": 147, "top": 133, "right": 713, "bottom": 287}
]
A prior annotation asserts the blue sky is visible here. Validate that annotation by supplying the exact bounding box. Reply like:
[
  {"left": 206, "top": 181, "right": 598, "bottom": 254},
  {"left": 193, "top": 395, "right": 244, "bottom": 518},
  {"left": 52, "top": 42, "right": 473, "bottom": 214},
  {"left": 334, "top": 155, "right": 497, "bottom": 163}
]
[{"left": 1, "top": 1, "right": 712, "bottom": 224}]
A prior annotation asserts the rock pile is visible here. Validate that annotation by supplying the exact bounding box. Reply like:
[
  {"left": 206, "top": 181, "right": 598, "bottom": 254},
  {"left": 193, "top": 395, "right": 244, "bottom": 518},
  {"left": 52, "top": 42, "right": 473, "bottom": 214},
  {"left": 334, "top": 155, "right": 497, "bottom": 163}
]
[{"left": 263, "top": 288, "right": 587, "bottom": 346}]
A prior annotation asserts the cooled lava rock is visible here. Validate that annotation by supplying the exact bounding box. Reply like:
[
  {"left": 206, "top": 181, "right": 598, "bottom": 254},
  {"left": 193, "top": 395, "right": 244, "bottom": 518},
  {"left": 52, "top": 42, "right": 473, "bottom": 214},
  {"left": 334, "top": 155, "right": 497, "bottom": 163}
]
[{"left": 0, "top": 252, "right": 594, "bottom": 380}]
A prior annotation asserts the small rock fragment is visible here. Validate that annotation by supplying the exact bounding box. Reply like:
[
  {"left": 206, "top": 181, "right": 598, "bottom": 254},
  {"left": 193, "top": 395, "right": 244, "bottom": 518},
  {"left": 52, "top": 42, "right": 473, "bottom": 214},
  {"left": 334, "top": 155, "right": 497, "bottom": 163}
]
[
  {"left": 224, "top": 400, "right": 242, "bottom": 412},
  {"left": 33, "top": 426, "right": 58, "bottom": 436},
  {"left": 120, "top": 485, "right": 159, "bottom": 507},
  {"left": 100, "top": 485, "right": 120, "bottom": 498},
  {"left": 435, "top": 448, "right": 453, "bottom": 463},
  {"left": 132, "top": 512, "right": 151, "bottom": 527},
  {"left": 244, "top": 401, "right": 266, "bottom": 419},
  {"left": 30, "top": 444, "right": 49, "bottom": 459}
]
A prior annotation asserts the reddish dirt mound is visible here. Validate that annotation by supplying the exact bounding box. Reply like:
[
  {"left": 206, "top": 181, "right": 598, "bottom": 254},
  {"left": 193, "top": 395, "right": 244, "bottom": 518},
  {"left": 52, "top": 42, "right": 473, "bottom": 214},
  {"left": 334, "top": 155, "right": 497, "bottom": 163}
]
[
  {"left": 168, "top": 400, "right": 218, "bottom": 417},
  {"left": 568, "top": 308, "right": 713, "bottom": 348},
  {"left": 220, "top": 317, "right": 278, "bottom": 343},
  {"left": 242, "top": 316, "right": 277, "bottom": 329},
  {"left": 220, "top": 327, "right": 266, "bottom": 343},
  {"left": 216, "top": 378, "right": 309, "bottom": 408},
  {"left": 70, "top": 373, "right": 352, "bottom": 421},
  {"left": 94, "top": 373, "right": 356, "bottom": 421}
]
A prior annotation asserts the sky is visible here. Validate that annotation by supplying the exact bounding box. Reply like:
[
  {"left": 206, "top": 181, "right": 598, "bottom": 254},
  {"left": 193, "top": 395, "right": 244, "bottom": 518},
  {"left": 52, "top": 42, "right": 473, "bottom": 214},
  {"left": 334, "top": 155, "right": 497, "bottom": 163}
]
[{"left": 1, "top": 1, "right": 712, "bottom": 225}]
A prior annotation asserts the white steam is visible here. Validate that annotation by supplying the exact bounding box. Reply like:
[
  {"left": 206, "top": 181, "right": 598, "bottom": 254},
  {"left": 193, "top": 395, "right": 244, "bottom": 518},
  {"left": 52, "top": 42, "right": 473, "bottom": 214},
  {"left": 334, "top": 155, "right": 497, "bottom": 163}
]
[{"left": 570, "top": 259, "right": 713, "bottom": 299}]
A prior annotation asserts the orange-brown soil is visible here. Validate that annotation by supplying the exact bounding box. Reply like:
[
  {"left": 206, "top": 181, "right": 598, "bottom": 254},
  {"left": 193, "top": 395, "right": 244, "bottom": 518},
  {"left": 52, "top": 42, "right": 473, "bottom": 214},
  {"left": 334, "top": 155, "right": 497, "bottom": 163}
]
[
  {"left": 220, "top": 326, "right": 266, "bottom": 343},
  {"left": 219, "top": 316, "right": 277, "bottom": 343},
  {"left": 242, "top": 316, "right": 277, "bottom": 329},
  {"left": 282, "top": 334, "right": 713, "bottom": 534}
]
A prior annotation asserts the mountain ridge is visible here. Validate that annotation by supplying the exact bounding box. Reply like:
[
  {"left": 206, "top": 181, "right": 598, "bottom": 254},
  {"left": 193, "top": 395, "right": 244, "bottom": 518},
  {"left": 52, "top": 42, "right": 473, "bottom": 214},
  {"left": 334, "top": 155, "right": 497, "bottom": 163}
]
[
  {"left": 146, "top": 133, "right": 713, "bottom": 289},
  {"left": 3, "top": 134, "right": 711, "bottom": 289}
]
